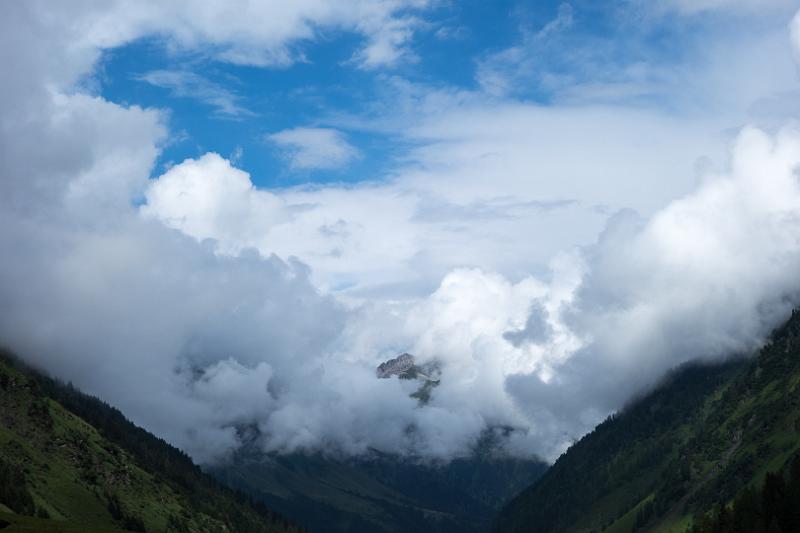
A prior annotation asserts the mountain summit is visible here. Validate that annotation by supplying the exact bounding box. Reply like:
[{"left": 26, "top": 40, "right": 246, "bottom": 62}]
[
  {"left": 376, "top": 353, "right": 417, "bottom": 378},
  {"left": 376, "top": 353, "right": 441, "bottom": 405},
  {"left": 376, "top": 353, "right": 440, "bottom": 382}
]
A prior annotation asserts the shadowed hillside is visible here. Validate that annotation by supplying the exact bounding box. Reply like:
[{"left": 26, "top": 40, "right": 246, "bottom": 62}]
[
  {"left": 212, "top": 423, "right": 546, "bottom": 533},
  {"left": 495, "top": 310, "right": 800, "bottom": 533},
  {"left": 0, "top": 350, "right": 303, "bottom": 533}
]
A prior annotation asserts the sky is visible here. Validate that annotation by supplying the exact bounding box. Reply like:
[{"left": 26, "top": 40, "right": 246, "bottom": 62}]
[{"left": 4, "top": 0, "right": 800, "bottom": 464}]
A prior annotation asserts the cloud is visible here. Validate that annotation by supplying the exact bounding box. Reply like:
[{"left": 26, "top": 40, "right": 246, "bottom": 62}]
[
  {"left": 475, "top": 1, "right": 799, "bottom": 112},
  {"left": 11, "top": 0, "right": 430, "bottom": 77},
  {"left": 476, "top": 3, "right": 574, "bottom": 97},
  {"left": 5, "top": 0, "right": 800, "bottom": 468},
  {"left": 434, "top": 25, "right": 469, "bottom": 41},
  {"left": 791, "top": 10, "right": 800, "bottom": 61},
  {"left": 136, "top": 70, "right": 253, "bottom": 118},
  {"left": 350, "top": 13, "right": 423, "bottom": 69},
  {"left": 140, "top": 0, "right": 431, "bottom": 69},
  {"left": 141, "top": 153, "right": 289, "bottom": 253},
  {"left": 145, "top": 99, "right": 731, "bottom": 298},
  {"left": 536, "top": 2, "right": 574, "bottom": 39},
  {"left": 137, "top": 124, "right": 800, "bottom": 463},
  {"left": 504, "top": 126, "right": 800, "bottom": 456},
  {"left": 649, "top": 0, "right": 796, "bottom": 16},
  {"left": 268, "top": 127, "right": 361, "bottom": 170}
]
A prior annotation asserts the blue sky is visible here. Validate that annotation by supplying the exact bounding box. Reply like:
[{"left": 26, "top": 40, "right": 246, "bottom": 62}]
[
  {"left": 97, "top": 0, "right": 535, "bottom": 186},
  {"left": 95, "top": 0, "right": 727, "bottom": 188}
]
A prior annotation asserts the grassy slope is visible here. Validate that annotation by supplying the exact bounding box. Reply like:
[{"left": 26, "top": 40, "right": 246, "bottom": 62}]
[
  {"left": 495, "top": 309, "right": 800, "bottom": 533},
  {"left": 0, "top": 353, "right": 300, "bottom": 533}
]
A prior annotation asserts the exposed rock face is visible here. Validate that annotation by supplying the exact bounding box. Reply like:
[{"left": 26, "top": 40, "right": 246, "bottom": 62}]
[
  {"left": 376, "top": 353, "right": 441, "bottom": 405},
  {"left": 376, "top": 353, "right": 416, "bottom": 378}
]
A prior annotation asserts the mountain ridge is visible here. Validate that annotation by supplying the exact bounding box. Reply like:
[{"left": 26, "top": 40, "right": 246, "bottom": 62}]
[{"left": 211, "top": 428, "right": 546, "bottom": 533}]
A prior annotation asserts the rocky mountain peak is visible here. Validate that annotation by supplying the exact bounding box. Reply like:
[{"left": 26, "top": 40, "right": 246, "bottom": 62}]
[{"left": 376, "top": 353, "right": 416, "bottom": 378}]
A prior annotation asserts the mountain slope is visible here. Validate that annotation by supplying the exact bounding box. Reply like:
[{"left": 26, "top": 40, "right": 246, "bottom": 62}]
[
  {"left": 212, "top": 438, "right": 545, "bottom": 533},
  {"left": 495, "top": 309, "right": 800, "bottom": 533},
  {"left": 0, "top": 351, "right": 302, "bottom": 533}
]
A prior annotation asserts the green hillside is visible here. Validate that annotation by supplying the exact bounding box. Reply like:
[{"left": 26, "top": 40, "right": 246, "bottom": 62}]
[
  {"left": 0, "top": 351, "right": 303, "bottom": 533},
  {"left": 494, "top": 309, "right": 800, "bottom": 533}
]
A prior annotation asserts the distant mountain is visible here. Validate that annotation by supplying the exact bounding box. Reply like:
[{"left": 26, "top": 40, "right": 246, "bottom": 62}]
[
  {"left": 212, "top": 439, "right": 545, "bottom": 533},
  {"left": 376, "top": 353, "right": 441, "bottom": 404},
  {"left": 494, "top": 310, "right": 800, "bottom": 533},
  {"left": 210, "top": 353, "right": 545, "bottom": 533},
  {"left": 0, "top": 350, "right": 302, "bottom": 533},
  {"left": 375, "top": 353, "right": 418, "bottom": 378}
]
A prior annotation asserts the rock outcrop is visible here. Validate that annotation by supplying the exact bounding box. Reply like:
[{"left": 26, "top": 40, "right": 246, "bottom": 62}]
[
  {"left": 376, "top": 353, "right": 416, "bottom": 378},
  {"left": 376, "top": 353, "right": 441, "bottom": 404}
]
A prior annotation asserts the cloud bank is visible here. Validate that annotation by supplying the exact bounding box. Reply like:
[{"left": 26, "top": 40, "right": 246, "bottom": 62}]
[{"left": 3, "top": 1, "right": 800, "bottom": 466}]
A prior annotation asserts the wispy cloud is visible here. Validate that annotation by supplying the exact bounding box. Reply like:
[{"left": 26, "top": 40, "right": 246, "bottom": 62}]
[
  {"left": 349, "top": 13, "right": 424, "bottom": 69},
  {"left": 475, "top": 3, "right": 574, "bottom": 97},
  {"left": 136, "top": 70, "right": 254, "bottom": 119},
  {"left": 267, "top": 127, "right": 360, "bottom": 170},
  {"left": 647, "top": 0, "right": 795, "bottom": 16}
]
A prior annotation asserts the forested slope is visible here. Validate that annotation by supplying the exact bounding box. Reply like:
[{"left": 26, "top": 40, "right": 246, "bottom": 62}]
[
  {"left": 213, "top": 432, "right": 545, "bottom": 533},
  {"left": 0, "top": 350, "right": 303, "bottom": 533},
  {"left": 495, "top": 310, "right": 800, "bottom": 533}
]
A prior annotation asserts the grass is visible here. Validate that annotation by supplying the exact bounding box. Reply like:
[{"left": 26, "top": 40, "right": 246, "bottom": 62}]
[
  {"left": 603, "top": 494, "right": 654, "bottom": 533},
  {"left": 0, "top": 359, "right": 230, "bottom": 532},
  {"left": 652, "top": 513, "right": 692, "bottom": 533}
]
